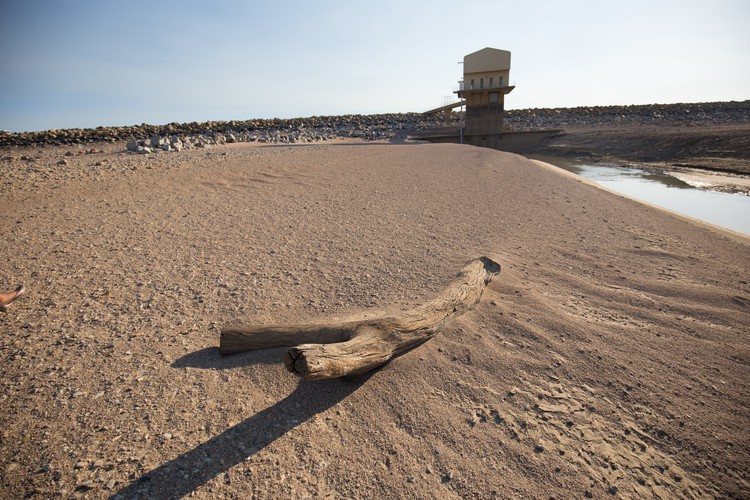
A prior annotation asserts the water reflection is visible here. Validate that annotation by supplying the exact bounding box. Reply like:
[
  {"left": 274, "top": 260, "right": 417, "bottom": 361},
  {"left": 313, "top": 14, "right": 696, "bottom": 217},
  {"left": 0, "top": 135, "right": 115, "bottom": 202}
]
[{"left": 535, "top": 156, "right": 750, "bottom": 236}]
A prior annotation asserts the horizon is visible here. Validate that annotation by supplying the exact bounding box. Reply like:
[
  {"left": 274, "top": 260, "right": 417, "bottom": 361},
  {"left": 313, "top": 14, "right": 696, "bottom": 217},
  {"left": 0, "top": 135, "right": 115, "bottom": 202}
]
[{"left": 2, "top": 0, "right": 748, "bottom": 133}]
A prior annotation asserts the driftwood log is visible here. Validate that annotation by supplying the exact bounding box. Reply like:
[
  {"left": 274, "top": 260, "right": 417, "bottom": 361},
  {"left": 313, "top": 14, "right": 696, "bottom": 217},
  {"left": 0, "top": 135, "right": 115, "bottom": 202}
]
[{"left": 220, "top": 257, "right": 500, "bottom": 379}]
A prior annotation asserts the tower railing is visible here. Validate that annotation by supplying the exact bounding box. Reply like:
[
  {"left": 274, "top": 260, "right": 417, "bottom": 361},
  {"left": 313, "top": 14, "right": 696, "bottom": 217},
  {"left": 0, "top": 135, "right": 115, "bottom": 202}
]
[{"left": 455, "top": 80, "right": 515, "bottom": 92}]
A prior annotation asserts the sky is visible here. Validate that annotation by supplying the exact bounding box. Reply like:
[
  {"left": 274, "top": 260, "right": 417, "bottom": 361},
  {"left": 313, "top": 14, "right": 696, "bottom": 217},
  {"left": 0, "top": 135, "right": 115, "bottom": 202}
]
[{"left": 1, "top": 0, "right": 748, "bottom": 132}]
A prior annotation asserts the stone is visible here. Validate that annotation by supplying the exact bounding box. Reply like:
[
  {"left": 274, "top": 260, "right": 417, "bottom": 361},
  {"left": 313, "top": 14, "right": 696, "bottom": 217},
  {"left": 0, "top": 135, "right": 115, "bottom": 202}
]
[{"left": 74, "top": 482, "right": 94, "bottom": 492}]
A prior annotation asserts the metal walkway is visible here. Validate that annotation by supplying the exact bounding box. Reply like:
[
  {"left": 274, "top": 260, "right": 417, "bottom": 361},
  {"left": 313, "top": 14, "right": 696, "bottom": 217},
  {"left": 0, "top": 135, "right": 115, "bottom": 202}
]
[{"left": 423, "top": 100, "right": 466, "bottom": 116}]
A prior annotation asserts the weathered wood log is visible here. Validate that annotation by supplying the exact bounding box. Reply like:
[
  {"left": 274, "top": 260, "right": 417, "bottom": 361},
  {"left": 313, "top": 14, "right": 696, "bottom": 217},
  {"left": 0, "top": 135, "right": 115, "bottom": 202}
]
[{"left": 220, "top": 257, "right": 500, "bottom": 379}]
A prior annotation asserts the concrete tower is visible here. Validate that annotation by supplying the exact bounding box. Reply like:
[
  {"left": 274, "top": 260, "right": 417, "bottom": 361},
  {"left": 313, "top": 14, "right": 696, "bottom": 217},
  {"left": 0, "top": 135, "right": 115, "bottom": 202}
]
[{"left": 456, "top": 47, "right": 514, "bottom": 149}]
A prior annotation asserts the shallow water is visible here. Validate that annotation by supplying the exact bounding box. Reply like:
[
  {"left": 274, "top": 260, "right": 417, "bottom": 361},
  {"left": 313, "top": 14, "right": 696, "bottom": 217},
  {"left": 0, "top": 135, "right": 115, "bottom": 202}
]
[{"left": 537, "top": 157, "right": 750, "bottom": 236}]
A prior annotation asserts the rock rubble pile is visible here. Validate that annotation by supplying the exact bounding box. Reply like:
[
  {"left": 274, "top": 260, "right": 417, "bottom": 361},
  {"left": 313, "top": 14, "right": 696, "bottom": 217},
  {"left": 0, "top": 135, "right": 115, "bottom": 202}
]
[
  {"left": 0, "top": 114, "right": 443, "bottom": 149},
  {"left": 2, "top": 101, "right": 748, "bottom": 150},
  {"left": 505, "top": 100, "right": 750, "bottom": 131}
]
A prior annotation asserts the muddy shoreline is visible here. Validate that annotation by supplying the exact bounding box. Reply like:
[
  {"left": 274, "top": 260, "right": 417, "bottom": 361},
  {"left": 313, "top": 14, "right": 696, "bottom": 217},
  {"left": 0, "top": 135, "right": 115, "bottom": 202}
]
[{"left": 526, "top": 123, "right": 750, "bottom": 176}]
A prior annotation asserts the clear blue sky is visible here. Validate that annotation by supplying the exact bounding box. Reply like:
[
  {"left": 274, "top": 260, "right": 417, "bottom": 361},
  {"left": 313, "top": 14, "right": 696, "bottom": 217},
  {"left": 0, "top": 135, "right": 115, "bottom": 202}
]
[{"left": 1, "top": 0, "right": 748, "bottom": 132}]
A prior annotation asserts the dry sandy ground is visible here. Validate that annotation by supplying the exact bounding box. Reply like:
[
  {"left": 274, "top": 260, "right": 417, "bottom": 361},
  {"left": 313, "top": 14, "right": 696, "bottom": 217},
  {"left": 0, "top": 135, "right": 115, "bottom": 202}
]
[{"left": 1, "top": 141, "right": 749, "bottom": 498}]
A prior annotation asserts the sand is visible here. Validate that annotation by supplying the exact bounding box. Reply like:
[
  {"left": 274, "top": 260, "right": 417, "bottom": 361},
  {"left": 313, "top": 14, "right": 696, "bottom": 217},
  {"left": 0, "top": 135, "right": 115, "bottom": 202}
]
[{"left": 1, "top": 140, "right": 749, "bottom": 498}]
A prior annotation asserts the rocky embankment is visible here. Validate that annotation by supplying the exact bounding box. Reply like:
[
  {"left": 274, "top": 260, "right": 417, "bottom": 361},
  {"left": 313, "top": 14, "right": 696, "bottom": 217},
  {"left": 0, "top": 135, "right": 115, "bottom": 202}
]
[
  {"left": 3, "top": 101, "right": 748, "bottom": 151},
  {"left": 504, "top": 100, "right": 750, "bottom": 131},
  {"left": 0, "top": 114, "right": 444, "bottom": 150}
]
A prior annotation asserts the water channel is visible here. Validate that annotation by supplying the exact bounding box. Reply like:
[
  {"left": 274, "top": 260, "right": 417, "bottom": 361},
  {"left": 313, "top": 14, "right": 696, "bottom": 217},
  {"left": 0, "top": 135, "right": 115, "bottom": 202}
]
[{"left": 535, "top": 157, "right": 750, "bottom": 237}]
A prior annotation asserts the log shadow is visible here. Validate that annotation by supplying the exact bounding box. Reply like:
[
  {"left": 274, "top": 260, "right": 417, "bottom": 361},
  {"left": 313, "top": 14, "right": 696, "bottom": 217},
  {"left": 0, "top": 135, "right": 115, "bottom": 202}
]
[
  {"left": 171, "top": 346, "right": 284, "bottom": 369},
  {"left": 111, "top": 376, "right": 369, "bottom": 499}
]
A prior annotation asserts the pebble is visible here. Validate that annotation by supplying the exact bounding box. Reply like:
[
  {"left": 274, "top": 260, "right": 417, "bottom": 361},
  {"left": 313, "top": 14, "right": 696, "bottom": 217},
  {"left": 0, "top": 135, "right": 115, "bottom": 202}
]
[{"left": 75, "top": 482, "right": 94, "bottom": 492}]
